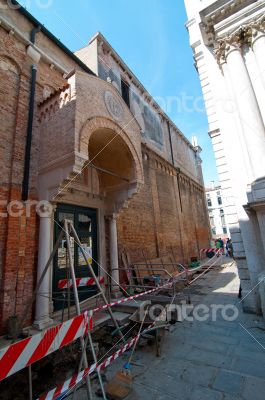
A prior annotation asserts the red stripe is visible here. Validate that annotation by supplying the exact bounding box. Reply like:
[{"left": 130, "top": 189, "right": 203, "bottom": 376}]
[
  {"left": 58, "top": 279, "right": 68, "bottom": 289},
  {"left": 59, "top": 315, "right": 84, "bottom": 349},
  {"left": 69, "top": 373, "right": 78, "bottom": 388},
  {"left": 52, "top": 382, "right": 64, "bottom": 399},
  {"left": 0, "top": 337, "right": 31, "bottom": 381},
  {"left": 26, "top": 325, "right": 61, "bottom": 366},
  {"left": 58, "top": 276, "right": 104, "bottom": 289},
  {"left": 89, "top": 316, "right": 93, "bottom": 331},
  {"left": 76, "top": 278, "right": 81, "bottom": 287}
]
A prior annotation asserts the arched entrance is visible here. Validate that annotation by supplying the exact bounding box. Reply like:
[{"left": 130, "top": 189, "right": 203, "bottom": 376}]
[
  {"left": 88, "top": 127, "right": 137, "bottom": 213},
  {"left": 36, "top": 73, "right": 144, "bottom": 327}
]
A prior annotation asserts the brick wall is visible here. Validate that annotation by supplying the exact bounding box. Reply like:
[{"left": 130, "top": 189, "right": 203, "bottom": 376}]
[
  {"left": 0, "top": 12, "right": 76, "bottom": 332},
  {"left": 117, "top": 150, "right": 210, "bottom": 267}
]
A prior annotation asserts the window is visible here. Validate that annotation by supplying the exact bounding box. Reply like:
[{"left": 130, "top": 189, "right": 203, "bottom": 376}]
[
  {"left": 221, "top": 215, "right": 226, "bottom": 225},
  {"left": 207, "top": 198, "right": 212, "bottom": 207},
  {"left": 217, "top": 196, "right": 222, "bottom": 205},
  {"left": 220, "top": 208, "right": 224, "bottom": 215},
  {"left": 210, "top": 216, "right": 215, "bottom": 227},
  {"left": 121, "top": 79, "right": 130, "bottom": 108},
  {"left": 223, "top": 227, "right": 227, "bottom": 234},
  {"left": 212, "top": 227, "right": 216, "bottom": 235}
]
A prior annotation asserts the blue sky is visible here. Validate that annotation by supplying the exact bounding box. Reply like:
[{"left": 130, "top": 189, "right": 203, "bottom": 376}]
[{"left": 20, "top": 0, "right": 218, "bottom": 185}]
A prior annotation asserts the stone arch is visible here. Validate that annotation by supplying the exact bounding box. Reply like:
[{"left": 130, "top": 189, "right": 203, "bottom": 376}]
[{"left": 79, "top": 115, "right": 144, "bottom": 184}]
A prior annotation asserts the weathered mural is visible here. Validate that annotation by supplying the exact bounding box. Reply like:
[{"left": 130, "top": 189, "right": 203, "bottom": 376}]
[{"left": 131, "top": 92, "right": 164, "bottom": 150}]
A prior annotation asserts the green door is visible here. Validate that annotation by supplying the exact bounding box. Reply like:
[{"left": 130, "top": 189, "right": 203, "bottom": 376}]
[{"left": 53, "top": 203, "right": 98, "bottom": 311}]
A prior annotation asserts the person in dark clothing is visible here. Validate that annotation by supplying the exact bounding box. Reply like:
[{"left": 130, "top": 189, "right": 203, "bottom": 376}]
[{"left": 226, "top": 238, "right": 234, "bottom": 258}]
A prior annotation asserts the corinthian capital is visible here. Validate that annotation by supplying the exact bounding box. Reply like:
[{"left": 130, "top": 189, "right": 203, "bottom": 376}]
[{"left": 215, "top": 32, "right": 242, "bottom": 66}]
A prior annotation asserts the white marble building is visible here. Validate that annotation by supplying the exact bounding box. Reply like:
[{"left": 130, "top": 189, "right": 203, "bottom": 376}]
[
  {"left": 184, "top": 0, "right": 265, "bottom": 315},
  {"left": 205, "top": 183, "right": 231, "bottom": 240}
]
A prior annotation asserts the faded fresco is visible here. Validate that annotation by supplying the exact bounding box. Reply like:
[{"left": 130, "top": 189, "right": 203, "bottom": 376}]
[
  {"left": 98, "top": 56, "right": 164, "bottom": 151},
  {"left": 131, "top": 92, "right": 164, "bottom": 150}
]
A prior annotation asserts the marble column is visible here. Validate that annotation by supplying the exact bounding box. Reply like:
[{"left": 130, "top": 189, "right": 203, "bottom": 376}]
[
  {"left": 243, "top": 43, "right": 265, "bottom": 127},
  {"left": 34, "top": 204, "right": 53, "bottom": 329},
  {"left": 109, "top": 214, "right": 120, "bottom": 295},
  {"left": 252, "top": 27, "right": 265, "bottom": 88},
  {"left": 225, "top": 41, "right": 265, "bottom": 182}
]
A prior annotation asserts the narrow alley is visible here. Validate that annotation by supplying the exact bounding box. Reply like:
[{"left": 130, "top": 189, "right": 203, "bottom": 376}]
[{"left": 74, "top": 260, "right": 265, "bottom": 400}]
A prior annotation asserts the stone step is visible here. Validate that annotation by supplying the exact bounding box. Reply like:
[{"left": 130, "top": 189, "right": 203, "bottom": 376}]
[
  {"left": 107, "top": 311, "right": 132, "bottom": 327},
  {"left": 112, "top": 299, "right": 149, "bottom": 314}
]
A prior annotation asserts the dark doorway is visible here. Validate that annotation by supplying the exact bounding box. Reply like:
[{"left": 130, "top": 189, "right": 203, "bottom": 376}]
[{"left": 53, "top": 203, "right": 98, "bottom": 311}]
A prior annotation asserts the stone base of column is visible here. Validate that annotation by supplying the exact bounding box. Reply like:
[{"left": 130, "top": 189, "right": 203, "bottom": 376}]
[
  {"left": 33, "top": 317, "right": 53, "bottom": 331},
  {"left": 111, "top": 284, "right": 121, "bottom": 299},
  {"left": 258, "top": 273, "right": 265, "bottom": 320}
]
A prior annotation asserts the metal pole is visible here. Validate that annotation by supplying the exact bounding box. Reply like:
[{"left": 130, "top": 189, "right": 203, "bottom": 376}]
[
  {"left": 64, "top": 221, "right": 93, "bottom": 400},
  {"left": 70, "top": 222, "right": 126, "bottom": 343},
  {"left": 28, "top": 365, "right": 32, "bottom": 400},
  {"left": 87, "top": 318, "right": 107, "bottom": 400},
  {"left": 66, "top": 250, "right": 71, "bottom": 320},
  {"left": 72, "top": 334, "right": 89, "bottom": 400},
  {"left": 127, "top": 307, "right": 148, "bottom": 366}
]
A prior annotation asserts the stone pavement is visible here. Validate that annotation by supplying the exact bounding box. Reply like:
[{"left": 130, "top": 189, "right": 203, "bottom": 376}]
[{"left": 71, "top": 260, "right": 265, "bottom": 399}]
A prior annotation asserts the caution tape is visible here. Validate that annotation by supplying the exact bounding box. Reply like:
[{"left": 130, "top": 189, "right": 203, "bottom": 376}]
[
  {"left": 0, "top": 312, "right": 92, "bottom": 382},
  {"left": 92, "top": 280, "right": 174, "bottom": 313},
  {"left": 200, "top": 248, "right": 217, "bottom": 254},
  {"left": 0, "top": 280, "right": 172, "bottom": 383},
  {"left": 37, "top": 335, "right": 140, "bottom": 400},
  {"left": 58, "top": 276, "right": 105, "bottom": 289}
]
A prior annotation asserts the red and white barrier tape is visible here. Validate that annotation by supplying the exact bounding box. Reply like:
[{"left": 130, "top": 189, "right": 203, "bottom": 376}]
[
  {"left": 0, "top": 312, "right": 91, "bottom": 382},
  {"left": 0, "top": 280, "right": 172, "bottom": 382},
  {"left": 200, "top": 248, "right": 217, "bottom": 254},
  {"left": 37, "top": 335, "right": 140, "bottom": 400},
  {"left": 58, "top": 276, "right": 104, "bottom": 289},
  {"left": 92, "top": 280, "right": 173, "bottom": 313}
]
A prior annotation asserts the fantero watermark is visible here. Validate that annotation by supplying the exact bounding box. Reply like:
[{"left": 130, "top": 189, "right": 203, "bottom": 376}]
[
  {"left": 139, "top": 300, "right": 239, "bottom": 323},
  {"left": 0, "top": 199, "right": 53, "bottom": 218}
]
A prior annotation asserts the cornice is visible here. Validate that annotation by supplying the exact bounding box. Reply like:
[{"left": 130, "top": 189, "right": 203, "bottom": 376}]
[{"left": 214, "top": 14, "right": 265, "bottom": 65}]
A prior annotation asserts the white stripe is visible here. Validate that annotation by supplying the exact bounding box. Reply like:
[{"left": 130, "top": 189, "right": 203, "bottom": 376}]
[
  {"left": 48, "top": 319, "right": 72, "bottom": 354},
  {"left": 73, "top": 319, "right": 85, "bottom": 341},
  {"left": 8, "top": 333, "right": 41, "bottom": 377},
  {"left": 78, "top": 278, "right": 89, "bottom": 286},
  {"left": 45, "top": 387, "right": 57, "bottom": 400},
  {"left": 7, "top": 315, "right": 85, "bottom": 378},
  {"left": 61, "top": 376, "right": 72, "bottom": 393},
  {"left": 0, "top": 345, "right": 10, "bottom": 362}
]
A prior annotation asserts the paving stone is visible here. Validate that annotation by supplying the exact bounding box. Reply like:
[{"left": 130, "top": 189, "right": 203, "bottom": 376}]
[
  {"left": 185, "top": 348, "right": 230, "bottom": 368},
  {"left": 230, "top": 345, "right": 265, "bottom": 363},
  {"left": 127, "top": 383, "right": 174, "bottom": 400},
  {"left": 173, "top": 328, "right": 239, "bottom": 345},
  {"left": 189, "top": 385, "right": 223, "bottom": 400},
  {"left": 231, "top": 357, "right": 265, "bottom": 379},
  {"left": 182, "top": 364, "right": 217, "bottom": 387},
  {"left": 212, "top": 370, "right": 244, "bottom": 395},
  {"left": 188, "top": 337, "right": 229, "bottom": 354},
  {"left": 242, "top": 376, "right": 265, "bottom": 400},
  {"left": 139, "top": 372, "right": 193, "bottom": 399}
]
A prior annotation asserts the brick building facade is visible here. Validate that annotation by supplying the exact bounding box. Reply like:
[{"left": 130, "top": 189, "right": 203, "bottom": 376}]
[{"left": 0, "top": 1, "right": 210, "bottom": 333}]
